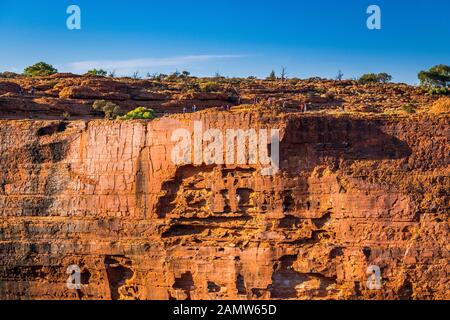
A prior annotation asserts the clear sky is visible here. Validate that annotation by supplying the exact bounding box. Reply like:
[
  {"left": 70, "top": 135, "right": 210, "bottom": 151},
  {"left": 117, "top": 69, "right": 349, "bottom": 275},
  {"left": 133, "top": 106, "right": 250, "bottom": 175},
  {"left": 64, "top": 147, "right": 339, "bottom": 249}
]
[{"left": 0, "top": 0, "right": 449, "bottom": 83}]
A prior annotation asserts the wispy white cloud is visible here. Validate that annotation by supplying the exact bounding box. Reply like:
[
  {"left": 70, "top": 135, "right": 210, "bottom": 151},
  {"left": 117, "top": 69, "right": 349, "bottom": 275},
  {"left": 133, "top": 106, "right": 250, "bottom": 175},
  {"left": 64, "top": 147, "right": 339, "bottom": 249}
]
[{"left": 66, "top": 54, "right": 247, "bottom": 73}]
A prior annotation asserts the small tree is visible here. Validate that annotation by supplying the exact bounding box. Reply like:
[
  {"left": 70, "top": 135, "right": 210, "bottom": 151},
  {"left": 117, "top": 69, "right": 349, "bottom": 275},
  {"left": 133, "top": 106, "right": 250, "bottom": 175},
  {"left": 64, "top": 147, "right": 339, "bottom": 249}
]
[
  {"left": 103, "top": 103, "right": 121, "bottom": 119},
  {"left": 377, "top": 72, "right": 392, "bottom": 83},
  {"left": 92, "top": 100, "right": 122, "bottom": 119},
  {"left": 132, "top": 71, "right": 141, "bottom": 79},
  {"left": 24, "top": 62, "right": 57, "bottom": 77},
  {"left": 87, "top": 69, "right": 107, "bottom": 76},
  {"left": 280, "top": 66, "right": 288, "bottom": 82},
  {"left": 92, "top": 100, "right": 107, "bottom": 114},
  {"left": 267, "top": 70, "right": 276, "bottom": 81},
  {"left": 358, "top": 73, "right": 378, "bottom": 84},
  {"left": 418, "top": 64, "right": 450, "bottom": 88},
  {"left": 336, "top": 70, "right": 344, "bottom": 81},
  {"left": 358, "top": 73, "right": 392, "bottom": 84}
]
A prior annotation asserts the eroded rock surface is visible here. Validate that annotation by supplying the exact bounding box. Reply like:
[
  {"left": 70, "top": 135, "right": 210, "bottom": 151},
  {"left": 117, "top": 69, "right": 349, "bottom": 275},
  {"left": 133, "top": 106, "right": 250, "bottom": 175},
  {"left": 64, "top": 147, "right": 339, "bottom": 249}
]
[
  {"left": 0, "top": 110, "right": 448, "bottom": 300},
  {"left": 0, "top": 105, "right": 450, "bottom": 299}
]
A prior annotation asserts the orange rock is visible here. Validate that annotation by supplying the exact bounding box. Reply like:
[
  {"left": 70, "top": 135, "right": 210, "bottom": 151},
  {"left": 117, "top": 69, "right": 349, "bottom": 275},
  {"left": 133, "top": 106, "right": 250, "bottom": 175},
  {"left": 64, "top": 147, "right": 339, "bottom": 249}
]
[{"left": 0, "top": 111, "right": 448, "bottom": 300}]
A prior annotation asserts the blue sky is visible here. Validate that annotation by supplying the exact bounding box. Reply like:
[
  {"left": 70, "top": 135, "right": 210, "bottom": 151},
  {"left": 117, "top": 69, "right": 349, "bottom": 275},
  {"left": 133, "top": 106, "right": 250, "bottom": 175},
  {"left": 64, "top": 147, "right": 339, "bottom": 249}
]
[{"left": 0, "top": 0, "right": 449, "bottom": 83}]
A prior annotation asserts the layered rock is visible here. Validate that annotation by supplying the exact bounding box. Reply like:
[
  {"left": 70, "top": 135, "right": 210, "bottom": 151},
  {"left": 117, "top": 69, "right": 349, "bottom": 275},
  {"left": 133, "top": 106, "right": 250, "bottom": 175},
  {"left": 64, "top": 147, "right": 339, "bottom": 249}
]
[
  {"left": 0, "top": 110, "right": 448, "bottom": 300},
  {"left": 0, "top": 76, "right": 438, "bottom": 120}
]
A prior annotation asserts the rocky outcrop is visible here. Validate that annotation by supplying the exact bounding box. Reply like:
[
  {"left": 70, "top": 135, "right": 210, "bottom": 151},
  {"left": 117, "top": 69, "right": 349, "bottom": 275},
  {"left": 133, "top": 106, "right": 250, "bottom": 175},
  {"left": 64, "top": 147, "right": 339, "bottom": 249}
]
[
  {"left": 59, "top": 86, "right": 130, "bottom": 101},
  {"left": 0, "top": 76, "right": 439, "bottom": 120},
  {"left": 0, "top": 110, "right": 448, "bottom": 300},
  {"left": 0, "top": 82, "right": 21, "bottom": 95}
]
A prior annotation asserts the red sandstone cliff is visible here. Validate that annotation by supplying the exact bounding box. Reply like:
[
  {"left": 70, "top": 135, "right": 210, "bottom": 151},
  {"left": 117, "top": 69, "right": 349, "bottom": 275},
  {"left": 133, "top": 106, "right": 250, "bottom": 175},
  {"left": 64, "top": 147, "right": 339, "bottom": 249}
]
[{"left": 0, "top": 109, "right": 448, "bottom": 300}]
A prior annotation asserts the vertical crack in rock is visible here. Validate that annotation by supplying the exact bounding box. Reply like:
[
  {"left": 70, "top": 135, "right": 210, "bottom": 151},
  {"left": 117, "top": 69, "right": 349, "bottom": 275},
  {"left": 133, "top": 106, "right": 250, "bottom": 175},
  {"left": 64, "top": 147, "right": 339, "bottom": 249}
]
[
  {"left": 134, "top": 123, "right": 150, "bottom": 219},
  {"left": 135, "top": 147, "right": 150, "bottom": 219}
]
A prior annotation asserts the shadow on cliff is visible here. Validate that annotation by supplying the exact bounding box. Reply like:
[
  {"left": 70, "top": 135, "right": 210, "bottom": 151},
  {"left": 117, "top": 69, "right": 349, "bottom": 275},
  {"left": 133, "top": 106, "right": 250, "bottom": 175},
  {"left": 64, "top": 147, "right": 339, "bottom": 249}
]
[
  {"left": 0, "top": 126, "right": 71, "bottom": 216},
  {"left": 281, "top": 116, "right": 412, "bottom": 165}
]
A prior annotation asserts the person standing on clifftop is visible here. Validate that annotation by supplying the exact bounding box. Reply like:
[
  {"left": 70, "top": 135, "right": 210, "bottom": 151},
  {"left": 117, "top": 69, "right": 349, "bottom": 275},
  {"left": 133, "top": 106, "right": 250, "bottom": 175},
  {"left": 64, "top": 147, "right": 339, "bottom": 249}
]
[
  {"left": 30, "top": 87, "right": 36, "bottom": 95},
  {"left": 182, "top": 107, "right": 187, "bottom": 113},
  {"left": 192, "top": 105, "right": 197, "bottom": 112}
]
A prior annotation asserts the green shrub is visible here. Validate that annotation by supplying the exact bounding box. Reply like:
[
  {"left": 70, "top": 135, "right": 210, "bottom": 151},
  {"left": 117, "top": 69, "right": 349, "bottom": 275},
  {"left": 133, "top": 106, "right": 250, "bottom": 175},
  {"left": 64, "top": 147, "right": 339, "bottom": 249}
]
[
  {"left": 119, "top": 107, "right": 156, "bottom": 120},
  {"left": 358, "top": 73, "right": 392, "bottom": 84},
  {"left": 377, "top": 73, "right": 392, "bottom": 83},
  {"left": 24, "top": 62, "right": 57, "bottom": 77},
  {"left": 428, "top": 87, "right": 450, "bottom": 95},
  {"left": 92, "top": 100, "right": 107, "bottom": 113},
  {"left": 418, "top": 64, "right": 450, "bottom": 88},
  {"left": 86, "top": 69, "right": 107, "bottom": 76},
  {"left": 181, "top": 80, "right": 201, "bottom": 92},
  {"left": 199, "top": 81, "right": 222, "bottom": 92},
  {"left": 92, "top": 100, "right": 122, "bottom": 119},
  {"left": 103, "top": 104, "right": 122, "bottom": 119},
  {"left": 402, "top": 104, "right": 416, "bottom": 114}
]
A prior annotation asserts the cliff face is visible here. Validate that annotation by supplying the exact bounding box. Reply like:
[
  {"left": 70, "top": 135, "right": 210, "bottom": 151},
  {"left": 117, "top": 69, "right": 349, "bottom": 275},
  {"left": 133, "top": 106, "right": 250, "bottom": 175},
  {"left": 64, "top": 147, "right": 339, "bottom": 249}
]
[{"left": 0, "top": 111, "right": 448, "bottom": 300}]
